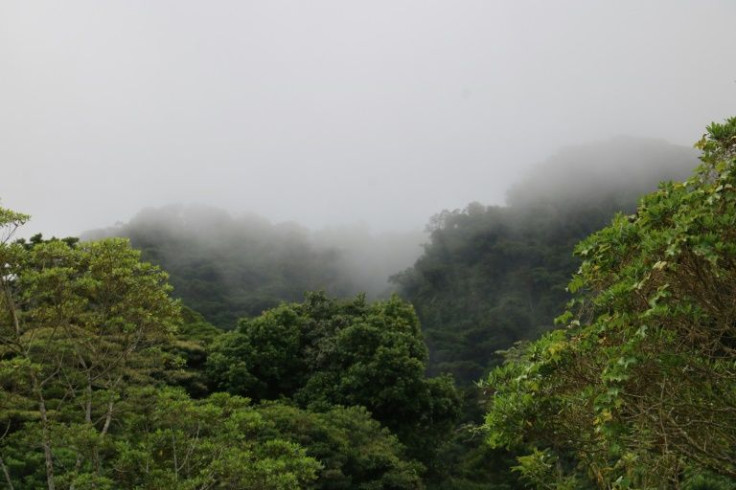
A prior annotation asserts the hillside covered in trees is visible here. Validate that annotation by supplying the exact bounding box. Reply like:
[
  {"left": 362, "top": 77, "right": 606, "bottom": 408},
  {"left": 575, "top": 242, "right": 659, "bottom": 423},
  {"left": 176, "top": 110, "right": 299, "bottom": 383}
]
[
  {"left": 85, "top": 207, "right": 425, "bottom": 330},
  {"left": 2, "top": 119, "right": 736, "bottom": 489},
  {"left": 392, "top": 137, "right": 698, "bottom": 383}
]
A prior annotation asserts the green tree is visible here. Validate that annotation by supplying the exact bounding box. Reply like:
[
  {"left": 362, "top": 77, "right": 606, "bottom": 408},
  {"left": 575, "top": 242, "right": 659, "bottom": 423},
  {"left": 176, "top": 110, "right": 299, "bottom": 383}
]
[
  {"left": 484, "top": 118, "right": 736, "bottom": 487},
  {"left": 0, "top": 217, "right": 179, "bottom": 488},
  {"left": 112, "top": 388, "right": 321, "bottom": 490},
  {"left": 156, "top": 305, "right": 225, "bottom": 398},
  {"left": 207, "top": 292, "right": 461, "bottom": 465},
  {"left": 256, "top": 402, "right": 423, "bottom": 489}
]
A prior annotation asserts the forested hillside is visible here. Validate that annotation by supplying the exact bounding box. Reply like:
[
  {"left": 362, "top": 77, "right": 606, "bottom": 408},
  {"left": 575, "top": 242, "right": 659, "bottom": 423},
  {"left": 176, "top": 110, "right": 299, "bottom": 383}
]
[
  {"left": 392, "top": 137, "right": 698, "bottom": 383},
  {"left": 85, "top": 206, "right": 424, "bottom": 330},
  {"left": 86, "top": 138, "right": 697, "bottom": 382},
  {"left": 3, "top": 120, "right": 736, "bottom": 489}
]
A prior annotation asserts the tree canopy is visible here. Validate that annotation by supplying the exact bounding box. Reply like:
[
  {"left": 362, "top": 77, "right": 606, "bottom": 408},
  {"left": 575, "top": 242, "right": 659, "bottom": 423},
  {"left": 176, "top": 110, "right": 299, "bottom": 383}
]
[
  {"left": 0, "top": 215, "right": 429, "bottom": 489},
  {"left": 207, "top": 292, "right": 461, "bottom": 465},
  {"left": 0, "top": 228, "right": 179, "bottom": 488}
]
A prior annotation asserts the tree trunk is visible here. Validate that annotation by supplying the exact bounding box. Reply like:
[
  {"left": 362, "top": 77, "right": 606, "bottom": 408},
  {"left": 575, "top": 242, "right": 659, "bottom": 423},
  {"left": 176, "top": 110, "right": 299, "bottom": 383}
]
[
  {"left": 32, "top": 373, "right": 56, "bottom": 490},
  {"left": 0, "top": 454, "right": 15, "bottom": 490}
]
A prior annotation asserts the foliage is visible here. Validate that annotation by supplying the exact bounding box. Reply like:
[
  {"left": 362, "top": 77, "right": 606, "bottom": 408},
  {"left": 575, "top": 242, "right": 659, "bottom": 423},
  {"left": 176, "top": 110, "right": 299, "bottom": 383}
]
[
  {"left": 0, "top": 214, "right": 328, "bottom": 489},
  {"left": 256, "top": 402, "right": 423, "bottom": 489},
  {"left": 112, "top": 388, "right": 321, "bottom": 490},
  {"left": 484, "top": 118, "right": 736, "bottom": 487},
  {"left": 392, "top": 202, "right": 585, "bottom": 383},
  {"left": 0, "top": 228, "right": 180, "bottom": 488},
  {"left": 0, "top": 207, "right": 453, "bottom": 488},
  {"left": 207, "top": 292, "right": 461, "bottom": 464},
  {"left": 2, "top": 131, "right": 716, "bottom": 489},
  {"left": 424, "top": 422, "right": 524, "bottom": 490},
  {"left": 155, "top": 305, "right": 225, "bottom": 398}
]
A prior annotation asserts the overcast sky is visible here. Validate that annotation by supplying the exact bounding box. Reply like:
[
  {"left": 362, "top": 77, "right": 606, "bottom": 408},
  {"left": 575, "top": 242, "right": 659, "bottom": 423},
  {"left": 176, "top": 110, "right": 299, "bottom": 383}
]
[{"left": 2, "top": 0, "right": 735, "bottom": 238}]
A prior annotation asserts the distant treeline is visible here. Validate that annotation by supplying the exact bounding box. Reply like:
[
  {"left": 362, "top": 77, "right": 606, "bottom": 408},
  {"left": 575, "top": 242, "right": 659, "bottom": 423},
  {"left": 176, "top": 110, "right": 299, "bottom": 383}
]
[
  {"left": 394, "top": 137, "right": 698, "bottom": 383},
  {"left": 85, "top": 207, "right": 424, "bottom": 329},
  {"left": 87, "top": 137, "right": 698, "bottom": 386}
]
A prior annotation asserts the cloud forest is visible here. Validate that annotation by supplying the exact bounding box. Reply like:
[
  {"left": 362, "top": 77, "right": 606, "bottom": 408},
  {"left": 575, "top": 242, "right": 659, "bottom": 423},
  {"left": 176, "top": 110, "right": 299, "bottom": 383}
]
[{"left": 2, "top": 118, "right": 736, "bottom": 489}]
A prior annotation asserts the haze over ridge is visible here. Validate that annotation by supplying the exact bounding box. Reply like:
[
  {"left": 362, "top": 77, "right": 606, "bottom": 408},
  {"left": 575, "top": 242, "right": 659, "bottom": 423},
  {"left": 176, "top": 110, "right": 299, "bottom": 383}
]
[{"left": 1, "top": 0, "right": 734, "bottom": 238}]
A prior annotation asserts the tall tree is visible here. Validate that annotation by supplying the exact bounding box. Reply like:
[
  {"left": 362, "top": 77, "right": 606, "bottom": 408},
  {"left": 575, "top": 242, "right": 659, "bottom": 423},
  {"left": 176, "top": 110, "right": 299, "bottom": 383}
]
[
  {"left": 207, "top": 292, "right": 461, "bottom": 465},
  {"left": 0, "top": 216, "right": 179, "bottom": 488}
]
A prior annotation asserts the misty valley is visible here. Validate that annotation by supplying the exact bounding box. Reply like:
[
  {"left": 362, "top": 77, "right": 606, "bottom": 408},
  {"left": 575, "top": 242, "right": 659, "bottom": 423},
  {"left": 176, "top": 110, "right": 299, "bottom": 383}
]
[{"left": 2, "top": 122, "right": 736, "bottom": 489}]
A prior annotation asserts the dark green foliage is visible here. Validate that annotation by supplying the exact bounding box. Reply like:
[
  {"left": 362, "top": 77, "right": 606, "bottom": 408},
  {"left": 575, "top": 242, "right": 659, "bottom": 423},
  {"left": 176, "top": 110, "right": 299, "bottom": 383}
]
[
  {"left": 425, "top": 426, "right": 524, "bottom": 490},
  {"left": 14, "top": 232, "right": 80, "bottom": 250},
  {"left": 392, "top": 202, "right": 587, "bottom": 383},
  {"left": 98, "top": 388, "right": 322, "bottom": 490},
  {"left": 207, "top": 292, "right": 461, "bottom": 465},
  {"left": 157, "top": 306, "right": 225, "bottom": 397},
  {"left": 393, "top": 138, "right": 698, "bottom": 384},
  {"left": 256, "top": 402, "right": 423, "bottom": 489},
  {"left": 682, "top": 470, "right": 736, "bottom": 490}
]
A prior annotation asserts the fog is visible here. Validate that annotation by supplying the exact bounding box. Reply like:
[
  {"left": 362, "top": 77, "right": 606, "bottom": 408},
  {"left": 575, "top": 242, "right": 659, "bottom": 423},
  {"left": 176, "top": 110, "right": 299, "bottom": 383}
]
[
  {"left": 81, "top": 136, "right": 700, "bottom": 324},
  {"left": 2, "top": 1, "right": 735, "bottom": 239},
  {"left": 83, "top": 203, "right": 427, "bottom": 327},
  {"left": 506, "top": 136, "right": 698, "bottom": 209}
]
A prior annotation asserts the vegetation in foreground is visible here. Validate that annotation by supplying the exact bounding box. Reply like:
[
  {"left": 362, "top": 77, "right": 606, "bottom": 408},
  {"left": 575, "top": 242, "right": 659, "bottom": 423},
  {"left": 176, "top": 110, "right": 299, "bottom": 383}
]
[{"left": 485, "top": 118, "right": 736, "bottom": 487}]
